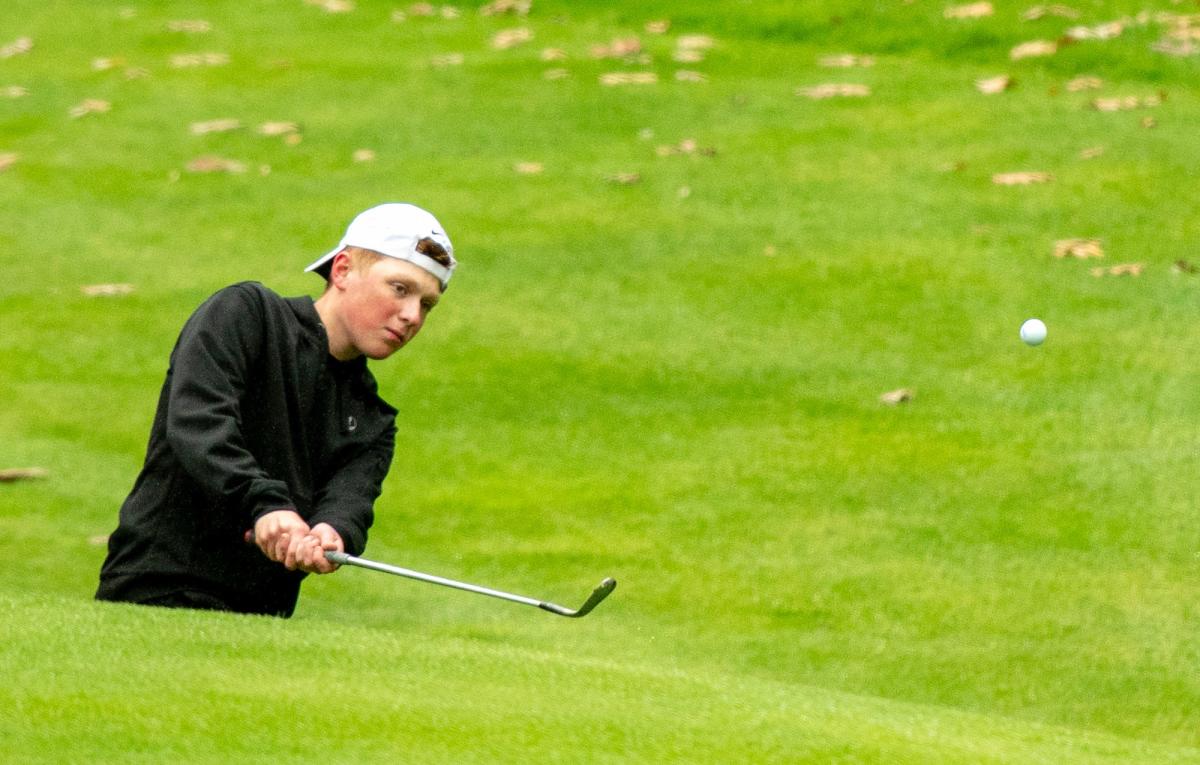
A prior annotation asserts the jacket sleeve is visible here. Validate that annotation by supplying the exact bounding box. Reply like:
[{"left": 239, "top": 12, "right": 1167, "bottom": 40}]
[
  {"left": 307, "top": 418, "right": 396, "bottom": 556},
  {"left": 165, "top": 285, "right": 294, "bottom": 521}
]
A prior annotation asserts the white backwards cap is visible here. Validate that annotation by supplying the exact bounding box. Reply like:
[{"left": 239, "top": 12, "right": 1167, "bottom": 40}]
[{"left": 305, "top": 203, "right": 456, "bottom": 290}]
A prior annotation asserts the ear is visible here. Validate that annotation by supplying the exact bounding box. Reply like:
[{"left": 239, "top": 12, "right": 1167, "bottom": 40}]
[{"left": 327, "top": 249, "right": 353, "bottom": 289}]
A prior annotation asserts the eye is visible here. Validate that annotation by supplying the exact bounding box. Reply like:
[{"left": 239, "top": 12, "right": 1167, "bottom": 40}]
[
  {"left": 392, "top": 282, "right": 408, "bottom": 297},
  {"left": 421, "top": 299, "right": 437, "bottom": 313}
]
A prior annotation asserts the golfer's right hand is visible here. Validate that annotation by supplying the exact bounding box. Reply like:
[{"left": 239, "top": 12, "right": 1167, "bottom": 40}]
[{"left": 251, "top": 509, "right": 311, "bottom": 567}]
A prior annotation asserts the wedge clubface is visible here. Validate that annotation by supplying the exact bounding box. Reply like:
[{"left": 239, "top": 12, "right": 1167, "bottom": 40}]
[{"left": 325, "top": 551, "right": 616, "bottom": 618}]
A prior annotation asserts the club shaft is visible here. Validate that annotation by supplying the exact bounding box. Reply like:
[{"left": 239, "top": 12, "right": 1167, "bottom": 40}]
[{"left": 326, "top": 551, "right": 544, "bottom": 608}]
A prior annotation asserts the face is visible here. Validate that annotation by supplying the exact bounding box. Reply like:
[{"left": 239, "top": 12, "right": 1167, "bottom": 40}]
[{"left": 326, "top": 254, "right": 442, "bottom": 361}]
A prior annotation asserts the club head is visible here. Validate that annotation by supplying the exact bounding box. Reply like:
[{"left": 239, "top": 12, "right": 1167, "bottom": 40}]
[{"left": 539, "top": 578, "right": 617, "bottom": 618}]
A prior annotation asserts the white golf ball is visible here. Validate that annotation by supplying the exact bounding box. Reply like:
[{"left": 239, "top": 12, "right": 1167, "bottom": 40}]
[{"left": 1020, "top": 318, "right": 1047, "bottom": 346}]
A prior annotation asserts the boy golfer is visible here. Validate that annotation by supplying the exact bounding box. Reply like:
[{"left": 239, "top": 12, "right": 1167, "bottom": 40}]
[{"left": 96, "top": 203, "right": 454, "bottom": 617}]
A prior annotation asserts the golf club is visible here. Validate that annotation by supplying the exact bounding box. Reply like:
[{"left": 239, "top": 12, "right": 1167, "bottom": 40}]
[{"left": 325, "top": 551, "right": 616, "bottom": 618}]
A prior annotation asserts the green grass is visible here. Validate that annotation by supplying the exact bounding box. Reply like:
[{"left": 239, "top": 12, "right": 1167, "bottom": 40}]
[{"left": 2, "top": 1, "right": 1199, "bottom": 762}]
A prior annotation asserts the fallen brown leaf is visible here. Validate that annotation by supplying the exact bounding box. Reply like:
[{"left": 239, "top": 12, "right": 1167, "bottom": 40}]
[
  {"left": 880, "top": 388, "right": 915, "bottom": 405},
  {"left": 0, "top": 467, "right": 48, "bottom": 482},
  {"left": 479, "top": 0, "right": 531, "bottom": 15},
  {"left": 1091, "top": 263, "right": 1143, "bottom": 277},
  {"left": 1010, "top": 40, "right": 1058, "bottom": 59},
  {"left": 1021, "top": 5, "right": 1080, "bottom": 21},
  {"left": 91, "top": 57, "right": 127, "bottom": 71},
  {"left": 167, "top": 19, "right": 212, "bottom": 33},
  {"left": 2, "top": 86, "right": 27, "bottom": 98},
  {"left": 1054, "top": 238, "right": 1104, "bottom": 259},
  {"left": 1091, "top": 94, "right": 1163, "bottom": 112},
  {"left": 186, "top": 155, "right": 246, "bottom": 173},
  {"left": 675, "top": 70, "right": 707, "bottom": 83},
  {"left": 677, "top": 34, "right": 715, "bottom": 51},
  {"left": 992, "top": 171, "right": 1053, "bottom": 185},
  {"left": 258, "top": 121, "right": 298, "bottom": 136},
  {"left": 1079, "top": 146, "right": 1104, "bottom": 159},
  {"left": 796, "top": 83, "right": 871, "bottom": 99},
  {"left": 540, "top": 48, "right": 567, "bottom": 61},
  {"left": 599, "top": 72, "right": 658, "bottom": 86},
  {"left": 1141, "top": 116, "right": 1157, "bottom": 129},
  {"left": 1152, "top": 38, "right": 1198, "bottom": 57},
  {"left": 605, "top": 172, "right": 641, "bottom": 185},
  {"left": 190, "top": 118, "right": 241, "bottom": 134},
  {"left": 945, "top": 2, "right": 993, "bottom": 19},
  {"left": 1065, "top": 20, "right": 1126, "bottom": 41},
  {"left": 69, "top": 99, "right": 111, "bottom": 118},
  {"left": 492, "top": 27, "right": 533, "bottom": 50},
  {"left": 88, "top": 534, "right": 110, "bottom": 546},
  {"left": 169, "top": 52, "right": 229, "bottom": 68},
  {"left": 304, "top": 0, "right": 355, "bottom": 12},
  {"left": 819, "top": 54, "right": 875, "bottom": 68},
  {"left": 1172, "top": 260, "right": 1198, "bottom": 275},
  {"left": 1066, "top": 75, "right": 1103, "bottom": 91},
  {"left": 514, "top": 161, "right": 543, "bottom": 175},
  {"left": 431, "top": 53, "right": 464, "bottom": 67},
  {"left": 352, "top": 149, "right": 376, "bottom": 162},
  {"left": 82, "top": 283, "right": 136, "bottom": 296},
  {"left": 0, "top": 37, "right": 33, "bottom": 59},
  {"left": 976, "top": 75, "right": 1013, "bottom": 94},
  {"left": 0, "top": 152, "right": 17, "bottom": 172},
  {"left": 645, "top": 20, "right": 671, "bottom": 35}
]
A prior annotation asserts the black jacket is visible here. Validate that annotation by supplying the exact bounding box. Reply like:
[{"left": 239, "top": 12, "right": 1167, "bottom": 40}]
[{"left": 97, "top": 282, "right": 397, "bottom": 616}]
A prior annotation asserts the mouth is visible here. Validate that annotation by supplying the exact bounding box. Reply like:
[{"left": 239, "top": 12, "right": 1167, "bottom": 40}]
[{"left": 384, "top": 328, "right": 407, "bottom": 346}]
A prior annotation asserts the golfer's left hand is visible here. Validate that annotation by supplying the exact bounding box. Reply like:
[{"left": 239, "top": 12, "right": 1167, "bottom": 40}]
[{"left": 292, "top": 523, "right": 344, "bottom": 575}]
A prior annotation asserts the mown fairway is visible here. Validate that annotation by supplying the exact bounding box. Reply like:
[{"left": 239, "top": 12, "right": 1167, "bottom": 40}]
[{"left": 1, "top": 1, "right": 1198, "bottom": 762}]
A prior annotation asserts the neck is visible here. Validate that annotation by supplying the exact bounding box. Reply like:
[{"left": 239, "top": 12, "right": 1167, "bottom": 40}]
[{"left": 313, "top": 292, "right": 360, "bottom": 361}]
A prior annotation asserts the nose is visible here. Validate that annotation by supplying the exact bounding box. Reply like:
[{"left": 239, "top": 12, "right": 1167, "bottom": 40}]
[{"left": 397, "top": 297, "right": 423, "bottom": 327}]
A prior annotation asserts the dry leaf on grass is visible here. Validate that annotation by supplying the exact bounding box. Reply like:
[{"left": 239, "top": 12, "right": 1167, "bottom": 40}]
[
  {"left": 540, "top": 48, "right": 567, "bottom": 61},
  {"left": 945, "top": 2, "right": 993, "bottom": 19},
  {"left": 976, "top": 75, "right": 1013, "bottom": 94},
  {"left": 1010, "top": 40, "right": 1058, "bottom": 59},
  {"left": 0, "top": 37, "right": 33, "bottom": 59},
  {"left": 992, "top": 171, "right": 1052, "bottom": 185},
  {"left": 1021, "top": 5, "right": 1080, "bottom": 21},
  {"left": 677, "top": 34, "right": 715, "bottom": 51},
  {"left": 1152, "top": 38, "right": 1199, "bottom": 57},
  {"left": 1172, "top": 260, "right": 1198, "bottom": 275},
  {"left": 69, "top": 99, "right": 111, "bottom": 118},
  {"left": 645, "top": 20, "right": 671, "bottom": 35},
  {"left": 1091, "top": 94, "right": 1163, "bottom": 111},
  {"left": 1066, "top": 76, "right": 1103, "bottom": 91},
  {"left": 492, "top": 28, "right": 532, "bottom": 50},
  {"left": 605, "top": 172, "right": 641, "bottom": 185},
  {"left": 258, "top": 121, "right": 298, "bottom": 136},
  {"left": 600, "top": 72, "right": 658, "bottom": 86},
  {"left": 1065, "top": 21, "right": 1126, "bottom": 41},
  {"left": 91, "top": 57, "right": 126, "bottom": 71},
  {"left": 169, "top": 52, "right": 229, "bottom": 68},
  {"left": 1141, "top": 116, "right": 1157, "bottom": 129},
  {"left": 190, "top": 118, "right": 241, "bottom": 134},
  {"left": 1054, "top": 238, "right": 1104, "bottom": 259},
  {"left": 514, "top": 162, "right": 543, "bottom": 175},
  {"left": 797, "top": 83, "right": 871, "bottom": 99},
  {"left": 2, "top": 86, "right": 28, "bottom": 98},
  {"left": 1079, "top": 146, "right": 1104, "bottom": 159},
  {"left": 0, "top": 467, "right": 48, "bottom": 482},
  {"left": 0, "top": 153, "right": 19, "bottom": 172},
  {"left": 819, "top": 54, "right": 875, "bottom": 68},
  {"left": 167, "top": 20, "right": 212, "bottom": 33},
  {"left": 479, "top": 0, "right": 531, "bottom": 15},
  {"left": 675, "top": 70, "right": 707, "bottom": 83},
  {"left": 82, "top": 283, "right": 136, "bottom": 296},
  {"left": 186, "top": 155, "right": 246, "bottom": 173},
  {"left": 880, "top": 388, "right": 915, "bottom": 405},
  {"left": 591, "top": 38, "right": 642, "bottom": 59},
  {"left": 431, "top": 53, "right": 464, "bottom": 67},
  {"left": 352, "top": 149, "right": 376, "bottom": 162},
  {"left": 656, "top": 138, "right": 715, "bottom": 157},
  {"left": 304, "top": 0, "right": 355, "bottom": 12},
  {"left": 543, "top": 68, "right": 569, "bottom": 80},
  {"left": 1091, "top": 263, "right": 1143, "bottom": 277}
]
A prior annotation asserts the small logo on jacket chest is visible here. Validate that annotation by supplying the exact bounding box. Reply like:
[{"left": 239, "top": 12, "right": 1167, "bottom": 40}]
[{"left": 346, "top": 416, "right": 358, "bottom": 432}]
